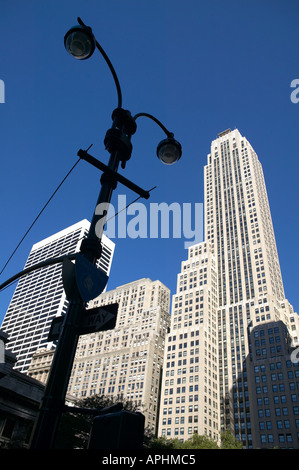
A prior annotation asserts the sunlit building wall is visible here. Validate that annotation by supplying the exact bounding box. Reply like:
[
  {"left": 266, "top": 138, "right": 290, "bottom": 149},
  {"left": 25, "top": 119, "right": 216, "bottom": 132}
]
[{"left": 1, "top": 220, "right": 114, "bottom": 373}]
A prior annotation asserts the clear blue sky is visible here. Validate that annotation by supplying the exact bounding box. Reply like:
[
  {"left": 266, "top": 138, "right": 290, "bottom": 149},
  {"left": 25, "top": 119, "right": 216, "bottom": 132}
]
[{"left": 0, "top": 0, "right": 298, "bottom": 325}]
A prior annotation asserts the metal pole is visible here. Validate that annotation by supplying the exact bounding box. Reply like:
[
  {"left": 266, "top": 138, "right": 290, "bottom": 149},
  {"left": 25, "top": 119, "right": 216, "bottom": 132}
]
[
  {"left": 29, "top": 291, "right": 83, "bottom": 448},
  {"left": 30, "top": 148, "right": 122, "bottom": 449}
]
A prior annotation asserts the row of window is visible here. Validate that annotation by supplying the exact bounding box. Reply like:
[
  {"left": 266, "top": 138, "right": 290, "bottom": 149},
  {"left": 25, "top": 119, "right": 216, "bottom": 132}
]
[
  {"left": 259, "top": 419, "right": 299, "bottom": 430},
  {"left": 256, "top": 404, "right": 299, "bottom": 416},
  {"left": 260, "top": 433, "right": 296, "bottom": 444}
]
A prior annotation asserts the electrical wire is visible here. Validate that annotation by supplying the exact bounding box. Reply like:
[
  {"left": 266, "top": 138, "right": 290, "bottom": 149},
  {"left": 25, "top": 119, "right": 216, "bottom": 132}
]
[
  {"left": 0, "top": 158, "right": 81, "bottom": 277},
  {"left": 0, "top": 157, "right": 157, "bottom": 292},
  {"left": 55, "top": 185, "right": 158, "bottom": 255},
  {"left": 105, "top": 185, "right": 157, "bottom": 223}
]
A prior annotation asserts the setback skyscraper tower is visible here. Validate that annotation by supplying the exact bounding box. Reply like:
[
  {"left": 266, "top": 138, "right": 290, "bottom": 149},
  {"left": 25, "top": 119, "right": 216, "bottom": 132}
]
[
  {"left": 205, "top": 129, "right": 299, "bottom": 446},
  {"left": 158, "top": 128, "right": 299, "bottom": 448}
]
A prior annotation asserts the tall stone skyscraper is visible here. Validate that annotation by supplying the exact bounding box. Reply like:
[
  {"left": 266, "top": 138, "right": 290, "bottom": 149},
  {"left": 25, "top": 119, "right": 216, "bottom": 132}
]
[
  {"left": 205, "top": 128, "right": 285, "bottom": 307},
  {"left": 1, "top": 220, "right": 114, "bottom": 373},
  {"left": 158, "top": 128, "right": 299, "bottom": 448},
  {"left": 204, "top": 129, "right": 299, "bottom": 446}
]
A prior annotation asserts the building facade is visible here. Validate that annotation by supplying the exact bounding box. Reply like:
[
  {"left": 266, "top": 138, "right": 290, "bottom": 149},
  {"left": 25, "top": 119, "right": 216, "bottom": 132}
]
[
  {"left": 1, "top": 220, "right": 114, "bottom": 373},
  {"left": 66, "top": 278, "right": 170, "bottom": 433},
  {"left": 3, "top": 129, "right": 299, "bottom": 448},
  {"left": 0, "top": 330, "right": 45, "bottom": 448},
  {"left": 27, "top": 347, "right": 55, "bottom": 385},
  {"left": 248, "top": 321, "right": 299, "bottom": 448},
  {"left": 157, "top": 241, "right": 220, "bottom": 442},
  {"left": 157, "top": 128, "right": 299, "bottom": 448},
  {"left": 204, "top": 129, "right": 299, "bottom": 447}
]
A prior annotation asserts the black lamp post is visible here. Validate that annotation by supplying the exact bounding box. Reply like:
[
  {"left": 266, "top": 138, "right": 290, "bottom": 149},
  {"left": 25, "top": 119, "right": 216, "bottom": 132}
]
[{"left": 30, "top": 17, "right": 182, "bottom": 449}]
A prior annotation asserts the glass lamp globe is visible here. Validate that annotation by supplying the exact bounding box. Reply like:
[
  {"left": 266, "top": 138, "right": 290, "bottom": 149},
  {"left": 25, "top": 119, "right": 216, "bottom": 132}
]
[
  {"left": 157, "top": 136, "right": 182, "bottom": 165},
  {"left": 64, "top": 25, "right": 95, "bottom": 60}
]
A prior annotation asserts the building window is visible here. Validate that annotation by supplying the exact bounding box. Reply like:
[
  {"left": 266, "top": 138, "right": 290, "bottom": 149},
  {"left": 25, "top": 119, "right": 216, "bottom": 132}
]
[
  {"left": 260, "top": 434, "right": 266, "bottom": 444},
  {"left": 1, "top": 418, "right": 16, "bottom": 440}
]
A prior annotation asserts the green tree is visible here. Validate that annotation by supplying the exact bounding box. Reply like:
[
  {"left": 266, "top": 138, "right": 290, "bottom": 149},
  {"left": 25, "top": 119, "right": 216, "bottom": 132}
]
[
  {"left": 149, "top": 431, "right": 243, "bottom": 450},
  {"left": 180, "top": 433, "right": 219, "bottom": 449},
  {"left": 148, "top": 436, "right": 182, "bottom": 449},
  {"left": 148, "top": 433, "right": 219, "bottom": 450},
  {"left": 54, "top": 395, "right": 139, "bottom": 449},
  {"left": 220, "top": 430, "right": 243, "bottom": 449},
  {"left": 54, "top": 395, "right": 244, "bottom": 450}
]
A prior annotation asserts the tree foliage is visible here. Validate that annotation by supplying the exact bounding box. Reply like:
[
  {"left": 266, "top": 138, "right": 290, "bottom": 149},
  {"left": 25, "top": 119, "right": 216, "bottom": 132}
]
[
  {"left": 220, "top": 430, "right": 243, "bottom": 449},
  {"left": 149, "top": 434, "right": 218, "bottom": 449},
  {"left": 54, "top": 395, "right": 138, "bottom": 449},
  {"left": 181, "top": 433, "right": 219, "bottom": 449},
  {"left": 149, "top": 430, "right": 242, "bottom": 450},
  {"left": 54, "top": 394, "right": 243, "bottom": 450}
]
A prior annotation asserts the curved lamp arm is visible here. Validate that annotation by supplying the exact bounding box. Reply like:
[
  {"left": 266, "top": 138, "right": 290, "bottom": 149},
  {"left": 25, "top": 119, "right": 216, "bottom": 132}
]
[
  {"left": 133, "top": 112, "right": 173, "bottom": 137},
  {"left": 65, "top": 20, "right": 182, "bottom": 164},
  {"left": 133, "top": 112, "right": 181, "bottom": 165},
  {"left": 77, "top": 17, "right": 123, "bottom": 108}
]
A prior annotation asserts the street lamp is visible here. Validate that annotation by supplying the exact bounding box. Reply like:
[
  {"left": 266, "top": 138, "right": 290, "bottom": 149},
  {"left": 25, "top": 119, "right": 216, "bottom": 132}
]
[
  {"left": 30, "top": 17, "right": 182, "bottom": 449},
  {"left": 64, "top": 17, "right": 122, "bottom": 108},
  {"left": 64, "top": 18, "right": 182, "bottom": 165},
  {"left": 64, "top": 24, "right": 95, "bottom": 60}
]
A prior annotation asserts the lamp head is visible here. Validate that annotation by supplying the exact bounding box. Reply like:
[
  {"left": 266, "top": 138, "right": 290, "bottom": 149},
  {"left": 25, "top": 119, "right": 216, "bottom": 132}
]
[
  {"left": 156, "top": 135, "right": 182, "bottom": 165},
  {"left": 64, "top": 24, "right": 96, "bottom": 60}
]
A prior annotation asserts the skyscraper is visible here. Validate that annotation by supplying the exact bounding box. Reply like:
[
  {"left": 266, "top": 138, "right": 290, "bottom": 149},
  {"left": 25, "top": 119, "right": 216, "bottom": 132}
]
[
  {"left": 205, "top": 129, "right": 299, "bottom": 446},
  {"left": 158, "top": 128, "right": 299, "bottom": 448},
  {"left": 1, "top": 220, "right": 115, "bottom": 373}
]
